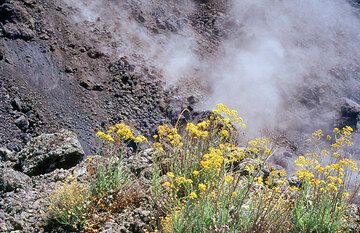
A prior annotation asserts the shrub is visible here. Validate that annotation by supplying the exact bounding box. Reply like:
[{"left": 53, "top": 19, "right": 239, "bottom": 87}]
[
  {"left": 48, "top": 104, "right": 359, "bottom": 232},
  {"left": 49, "top": 180, "right": 91, "bottom": 229},
  {"left": 149, "top": 104, "right": 359, "bottom": 233},
  {"left": 291, "top": 127, "right": 359, "bottom": 232},
  {"left": 90, "top": 159, "right": 129, "bottom": 209}
]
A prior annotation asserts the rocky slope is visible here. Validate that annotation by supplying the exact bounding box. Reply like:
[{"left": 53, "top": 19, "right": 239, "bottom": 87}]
[{"left": 0, "top": 0, "right": 222, "bottom": 154}]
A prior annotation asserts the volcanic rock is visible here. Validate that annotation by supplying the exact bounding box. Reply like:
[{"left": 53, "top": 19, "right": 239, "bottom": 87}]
[
  {"left": 0, "top": 147, "right": 15, "bottom": 162},
  {"left": 14, "top": 115, "right": 29, "bottom": 131},
  {"left": 0, "top": 167, "right": 31, "bottom": 192},
  {"left": 338, "top": 98, "right": 360, "bottom": 130},
  {"left": 17, "top": 129, "right": 85, "bottom": 176}
]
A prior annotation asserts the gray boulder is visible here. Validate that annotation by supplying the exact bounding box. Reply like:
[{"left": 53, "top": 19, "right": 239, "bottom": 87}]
[
  {"left": 0, "top": 147, "right": 15, "bottom": 162},
  {"left": 0, "top": 167, "right": 31, "bottom": 192},
  {"left": 338, "top": 98, "right": 360, "bottom": 130},
  {"left": 17, "top": 129, "right": 85, "bottom": 176}
]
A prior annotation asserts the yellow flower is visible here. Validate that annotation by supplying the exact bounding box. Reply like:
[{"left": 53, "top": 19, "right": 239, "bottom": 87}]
[
  {"left": 315, "top": 165, "right": 324, "bottom": 173},
  {"left": 245, "top": 164, "right": 255, "bottom": 174},
  {"left": 212, "top": 103, "right": 246, "bottom": 128},
  {"left": 186, "top": 123, "right": 209, "bottom": 138},
  {"left": 296, "top": 169, "right": 314, "bottom": 180},
  {"left": 321, "top": 149, "right": 329, "bottom": 156},
  {"left": 158, "top": 125, "right": 183, "bottom": 147},
  {"left": 255, "top": 176, "right": 263, "bottom": 185},
  {"left": 265, "top": 148, "right": 272, "bottom": 156},
  {"left": 327, "top": 183, "right": 338, "bottom": 192},
  {"left": 115, "top": 123, "right": 135, "bottom": 141},
  {"left": 135, "top": 135, "right": 148, "bottom": 143},
  {"left": 231, "top": 192, "right": 237, "bottom": 198},
  {"left": 332, "top": 152, "right": 341, "bottom": 158},
  {"left": 192, "top": 170, "right": 200, "bottom": 176},
  {"left": 96, "top": 131, "right": 115, "bottom": 142},
  {"left": 198, "top": 183, "right": 207, "bottom": 192},
  {"left": 153, "top": 142, "right": 164, "bottom": 153},
  {"left": 312, "top": 129, "right": 323, "bottom": 140},
  {"left": 220, "top": 129, "right": 229, "bottom": 138},
  {"left": 175, "top": 176, "right": 192, "bottom": 184},
  {"left": 200, "top": 148, "right": 224, "bottom": 171},
  {"left": 163, "top": 182, "right": 172, "bottom": 188},
  {"left": 289, "top": 186, "right": 299, "bottom": 191},
  {"left": 273, "top": 187, "right": 282, "bottom": 193},
  {"left": 294, "top": 156, "right": 313, "bottom": 167},
  {"left": 224, "top": 175, "right": 234, "bottom": 183},
  {"left": 166, "top": 172, "right": 175, "bottom": 179},
  {"left": 189, "top": 192, "right": 198, "bottom": 199}
]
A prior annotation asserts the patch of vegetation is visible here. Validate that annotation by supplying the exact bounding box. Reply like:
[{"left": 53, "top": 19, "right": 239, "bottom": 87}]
[
  {"left": 49, "top": 180, "right": 91, "bottom": 230},
  {"left": 48, "top": 104, "right": 359, "bottom": 233},
  {"left": 90, "top": 159, "right": 128, "bottom": 209}
]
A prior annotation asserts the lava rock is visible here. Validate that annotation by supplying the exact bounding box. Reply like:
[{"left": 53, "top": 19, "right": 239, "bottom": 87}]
[
  {"left": 338, "top": 98, "right": 360, "bottom": 130},
  {"left": 0, "top": 167, "right": 31, "bottom": 192},
  {"left": 64, "top": 65, "right": 75, "bottom": 73},
  {"left": 87, "top": 49, "right": 105, "bottom": 59},
  {"left": 17, "top": 129, "right": 85, "bottom": 176},
  {"left": 2, "top": 22, "right": 35, "bottom": 40},
  {"left": 15, "top": 115, "right": 29, "bottom": 131},
  {"left": 11, "top": 97, "right": 23, "bottom": 111},
  {"left": 340, "top": 98, "right": 360, "bottom": 118},
  {"left": 0, "top": 147, "right": 15, "bottom": 162}
]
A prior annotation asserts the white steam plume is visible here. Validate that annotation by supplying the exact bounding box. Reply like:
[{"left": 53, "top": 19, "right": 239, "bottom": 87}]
[{"left": 201, "top": 0, "right": 360, "bottom": 137}]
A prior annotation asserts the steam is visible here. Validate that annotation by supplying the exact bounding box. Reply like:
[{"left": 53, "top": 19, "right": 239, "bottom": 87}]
[
  {"left": 202, "top": 0, "right": 360, "bottom": 136},
  {"left": 61, "top": 0, "right": 360, "bottom": 143}
]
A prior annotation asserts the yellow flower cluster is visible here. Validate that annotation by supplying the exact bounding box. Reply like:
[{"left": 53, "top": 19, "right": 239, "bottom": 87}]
[
  {"left": 295, "top": 169, "right": 315, "bottom": 180},
  {"left": 294, "top": 156, "right": 319, "bottom": 167},
  {"left": 153, "top": 142, "right": 164, "bottom": 154},
  {"left": 134, "top": 135, "right": 148, "bottom": 143},
  {"left": 96, "top": 123, "right": 148, "bottom": 144},
  {"left": 212, "top": 103, "right": 246, "bottom": 128},
  {"left": 247, "top": 137, "right": 272, "bottom": 156},
  {"left": 49, "top": 181, "right": 89, "bottom": 225},
  {"left": 198, "top": 183, "right": 207, "bottom": 192},
  {"left": 158, "top": 124, "right": 183, "bottom": 147},
  {"left": 331, "top": 126, "right": 353, "bottom": 148},
  {"left": 185, "top": 121, "right": 209, "bottom": 139},
  {"left": 96, "top": 131, "right": 115, "bottom": 143},
  {"left": 293, "top": 127, "right": 356, "bottom": 194},
  {"left": 312, "top": 129, "right": 323, "bottom": 140},
  {"left": 200, "top": 147, "right": 224, "bottom": 170},
  {"left": 113, "top": 123, "right": 136, "bottom": 140},
  {"left": 189, "top": 192, "right": 198, "bottom": 199},
  {"left": 224, "top": 175, "right": 234, "bottom": 183},
  {"left": 175, "top": 176, "right": 193, "bottom": 184},
  {"left": 227, "top": 147, "right": 246, "bottom": 163}
]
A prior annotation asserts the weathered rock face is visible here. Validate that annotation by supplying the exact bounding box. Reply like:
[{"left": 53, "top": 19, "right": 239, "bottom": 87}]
[
  {"left": 17, "top": 129, "right": 85, "bottom": 176},
  {"left": 0, "top": 167, "right": 31, "bottom": 192}
]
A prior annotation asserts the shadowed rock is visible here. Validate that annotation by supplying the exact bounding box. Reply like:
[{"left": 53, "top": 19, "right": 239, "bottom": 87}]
[
  {"left": 0, "top": 167, "right": 31, "bottom": 192},
  {"left": 17, "top": 129, "right": 85, "bottom": 176},
  {"left": 338, "top": 98, "right": 360, "bottom": 130}
]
